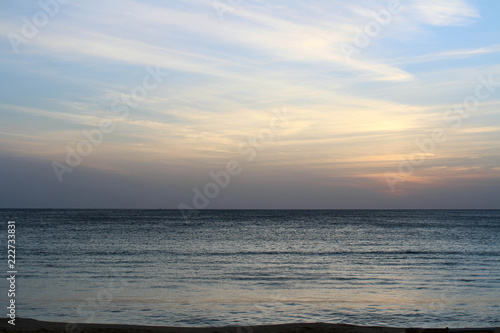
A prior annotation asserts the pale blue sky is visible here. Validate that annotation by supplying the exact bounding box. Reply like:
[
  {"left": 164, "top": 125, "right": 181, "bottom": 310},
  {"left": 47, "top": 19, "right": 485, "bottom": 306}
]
[{"left": 0, "top": 0, "right": 499, "bottom": 208}]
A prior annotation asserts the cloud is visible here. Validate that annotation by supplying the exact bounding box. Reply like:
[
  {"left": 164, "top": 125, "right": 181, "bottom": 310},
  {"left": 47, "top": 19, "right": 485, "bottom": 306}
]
[
  {"left": 413, "top": 0, "right": 479, "bottom": 26},
  {"left": 1, "top": 0, "right": 499, "bottom": 208},
  {"left": 0, "top": 0, "right": 415, "bottom": 82},
  {"left": 0, "top": 103, "right": 101, "bottom": 125},
  {"left": 392, "top": 45, "right": 500, "bottom": 65}
]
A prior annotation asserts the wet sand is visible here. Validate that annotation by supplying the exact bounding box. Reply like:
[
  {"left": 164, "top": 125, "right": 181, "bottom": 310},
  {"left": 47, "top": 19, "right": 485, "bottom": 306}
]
[{"left": 0, "top": 318, "right": 498, "bottom": 333}]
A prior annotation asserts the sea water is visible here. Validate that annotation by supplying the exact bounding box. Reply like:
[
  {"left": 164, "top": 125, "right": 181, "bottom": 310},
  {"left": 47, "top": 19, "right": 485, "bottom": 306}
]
[{"left": 0, "top": 209, "right": 498, "bottom": 328}]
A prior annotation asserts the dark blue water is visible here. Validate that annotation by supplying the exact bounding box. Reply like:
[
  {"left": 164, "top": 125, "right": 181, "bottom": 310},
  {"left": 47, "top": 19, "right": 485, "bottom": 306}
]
[{"left": 0, "top": 209, "right": 499, "bottom": 328}]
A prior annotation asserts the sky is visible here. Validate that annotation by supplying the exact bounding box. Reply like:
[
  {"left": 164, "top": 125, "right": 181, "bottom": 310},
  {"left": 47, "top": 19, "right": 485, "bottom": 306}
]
[{"left": 0, "top": 0, "right": 499, "bottom": 209}]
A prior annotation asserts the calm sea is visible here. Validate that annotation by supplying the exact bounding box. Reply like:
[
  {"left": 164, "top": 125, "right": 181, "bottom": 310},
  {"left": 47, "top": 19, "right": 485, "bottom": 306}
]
[{"left": 1, "top": 209, "right": 499, "bottom": 328}]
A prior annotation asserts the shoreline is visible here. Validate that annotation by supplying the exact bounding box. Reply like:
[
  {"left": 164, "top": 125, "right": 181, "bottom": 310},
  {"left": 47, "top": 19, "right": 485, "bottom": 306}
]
[{"left": 0, "top": 318, "right": 498, "bottom": 333}]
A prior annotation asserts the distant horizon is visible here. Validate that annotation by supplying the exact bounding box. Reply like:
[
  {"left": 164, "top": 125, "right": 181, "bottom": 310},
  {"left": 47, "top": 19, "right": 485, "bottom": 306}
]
[{"left": 2, "top": 207, "right": 499, "bottom": 210}]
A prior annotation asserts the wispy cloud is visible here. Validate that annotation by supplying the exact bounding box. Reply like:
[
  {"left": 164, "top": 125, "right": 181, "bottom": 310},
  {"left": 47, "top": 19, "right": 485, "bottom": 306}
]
[
  {"left": 412, "top": 0, "right": 479, "bottom": 26},
  {"left": 392, "top": 45, "right": 500, "bottom": 65},
  {"left": 0, "top": 0, "right": 498, "bottom": 208}
]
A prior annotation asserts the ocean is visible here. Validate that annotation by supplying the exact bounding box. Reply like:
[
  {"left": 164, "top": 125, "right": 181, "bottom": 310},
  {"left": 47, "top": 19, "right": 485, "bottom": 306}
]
[{"left": 1, "top": 209, "right": 499, "bottom": 328}]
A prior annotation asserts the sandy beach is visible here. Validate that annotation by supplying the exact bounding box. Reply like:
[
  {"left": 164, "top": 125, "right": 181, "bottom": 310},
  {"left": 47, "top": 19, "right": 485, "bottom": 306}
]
[{"left": 0, "top": 318, "right": 498, "bottom": 333}]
